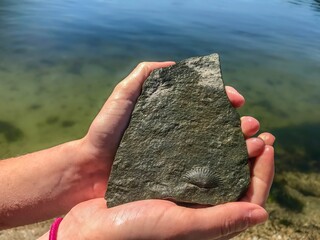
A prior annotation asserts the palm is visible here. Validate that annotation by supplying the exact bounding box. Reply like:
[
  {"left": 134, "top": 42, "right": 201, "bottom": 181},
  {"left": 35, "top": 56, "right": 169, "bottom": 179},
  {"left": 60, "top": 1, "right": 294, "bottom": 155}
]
[{"left": 63, "top": 196, "right": 268, "bottom": 240}]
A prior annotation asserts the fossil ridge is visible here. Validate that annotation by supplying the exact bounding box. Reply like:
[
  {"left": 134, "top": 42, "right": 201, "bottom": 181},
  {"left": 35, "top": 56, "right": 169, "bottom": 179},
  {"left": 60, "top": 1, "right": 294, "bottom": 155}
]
[{"left": 106, "top": 54, "right": 250, "bottom": 207}]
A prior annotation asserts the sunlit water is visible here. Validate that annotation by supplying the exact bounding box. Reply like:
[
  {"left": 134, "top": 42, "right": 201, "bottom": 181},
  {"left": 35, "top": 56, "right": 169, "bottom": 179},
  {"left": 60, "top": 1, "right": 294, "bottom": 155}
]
[{"left": 0, "top": 0, "right": 319, "bottom": 171}]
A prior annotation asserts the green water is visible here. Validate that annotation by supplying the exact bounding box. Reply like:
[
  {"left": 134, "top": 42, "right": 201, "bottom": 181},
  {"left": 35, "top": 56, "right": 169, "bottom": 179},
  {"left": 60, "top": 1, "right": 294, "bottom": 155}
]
[{"left": 0, "top": 0, "right": 319, "bottom": 172}]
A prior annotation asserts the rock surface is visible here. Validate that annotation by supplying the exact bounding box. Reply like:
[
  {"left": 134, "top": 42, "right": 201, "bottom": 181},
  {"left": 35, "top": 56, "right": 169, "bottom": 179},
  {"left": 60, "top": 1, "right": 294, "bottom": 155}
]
[{"left": 106, "top": 54, "right": 249, "bottom": 207}]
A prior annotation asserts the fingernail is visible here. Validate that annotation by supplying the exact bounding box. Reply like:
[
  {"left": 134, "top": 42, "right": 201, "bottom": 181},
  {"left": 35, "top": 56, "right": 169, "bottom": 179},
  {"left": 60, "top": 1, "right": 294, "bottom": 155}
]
[
  {"left": 249, "top": 209, "right": 268, "bottom": 226},
  {"left": 259, "top": 134, "right": 276, "bottom": 145},
  {"left": 227, "top": 86, "right": 244, "bottom": 98},
  {"left": 241, "top": 116, "right": 251, "bottom": 121},
  {"left": 259, "top": 134, "right": 267, "bottom": 141}
]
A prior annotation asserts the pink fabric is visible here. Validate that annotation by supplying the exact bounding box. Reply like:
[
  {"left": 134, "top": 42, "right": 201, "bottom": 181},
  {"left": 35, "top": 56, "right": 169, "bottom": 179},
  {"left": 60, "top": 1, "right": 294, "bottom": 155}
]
[{"left": 49, "top": 217, "right": 63, "bottom": 240}]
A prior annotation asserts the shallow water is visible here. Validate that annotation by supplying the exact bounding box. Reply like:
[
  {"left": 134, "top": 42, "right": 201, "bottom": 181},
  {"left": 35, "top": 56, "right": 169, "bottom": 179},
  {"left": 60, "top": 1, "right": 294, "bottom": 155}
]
[{"left": 0, "top": 0, "right": 319, "bottom": 171}]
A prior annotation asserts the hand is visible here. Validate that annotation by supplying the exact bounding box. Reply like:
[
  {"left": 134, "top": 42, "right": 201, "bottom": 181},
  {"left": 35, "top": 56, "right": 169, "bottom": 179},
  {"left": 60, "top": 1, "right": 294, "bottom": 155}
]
[{"left": 49, "top": 62, "right": 274, "bottom": 240}]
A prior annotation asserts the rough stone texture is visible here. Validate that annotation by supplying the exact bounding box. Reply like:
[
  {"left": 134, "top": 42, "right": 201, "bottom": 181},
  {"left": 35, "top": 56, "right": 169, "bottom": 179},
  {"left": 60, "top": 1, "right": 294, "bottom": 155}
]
[{"left": 106, "top": 54, "right": 249, "bottom": 207}]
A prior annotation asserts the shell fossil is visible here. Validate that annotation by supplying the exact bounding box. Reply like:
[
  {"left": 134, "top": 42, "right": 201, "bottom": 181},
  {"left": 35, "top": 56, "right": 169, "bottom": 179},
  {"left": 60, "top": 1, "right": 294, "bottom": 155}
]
[{"left": 183, "top": 167, "right": 222, "bottom": 189}]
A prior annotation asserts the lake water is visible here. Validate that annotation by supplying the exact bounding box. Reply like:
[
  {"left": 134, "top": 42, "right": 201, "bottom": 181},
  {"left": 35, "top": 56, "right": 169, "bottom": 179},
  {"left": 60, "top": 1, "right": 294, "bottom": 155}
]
[{"left": 0, "top": 0, "right": 319, "bottom": 172}]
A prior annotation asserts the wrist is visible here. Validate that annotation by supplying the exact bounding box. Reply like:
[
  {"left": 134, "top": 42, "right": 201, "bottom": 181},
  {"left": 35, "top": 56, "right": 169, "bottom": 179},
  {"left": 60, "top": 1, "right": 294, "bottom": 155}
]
[{"left": 65, "top": 137, "right": 109, "bottom": 200}]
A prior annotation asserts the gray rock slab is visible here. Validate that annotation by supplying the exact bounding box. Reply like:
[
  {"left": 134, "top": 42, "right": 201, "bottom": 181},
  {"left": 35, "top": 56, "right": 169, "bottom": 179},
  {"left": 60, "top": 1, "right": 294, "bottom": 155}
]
[{"left": 106, "top": 54, "right": 250, "bottom": 207}]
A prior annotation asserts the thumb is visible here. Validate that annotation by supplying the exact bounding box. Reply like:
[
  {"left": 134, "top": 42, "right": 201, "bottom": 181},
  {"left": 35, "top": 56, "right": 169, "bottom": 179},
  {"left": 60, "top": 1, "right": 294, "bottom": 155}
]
[
  {"left": 104, "top": 201, "right": 268, "bottom": 240},
  {"left": 182, "top": 202, "right": 268, "bottom": 240},
  {"left": 86, "top": 61, "right": 175, "bottom": 155}
]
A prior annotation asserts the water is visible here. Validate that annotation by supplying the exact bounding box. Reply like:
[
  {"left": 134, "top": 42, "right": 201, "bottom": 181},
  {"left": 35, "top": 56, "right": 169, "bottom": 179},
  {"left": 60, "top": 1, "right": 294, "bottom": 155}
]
[{"left": 0, "top": 0, "right": 319, "bottom": 171}]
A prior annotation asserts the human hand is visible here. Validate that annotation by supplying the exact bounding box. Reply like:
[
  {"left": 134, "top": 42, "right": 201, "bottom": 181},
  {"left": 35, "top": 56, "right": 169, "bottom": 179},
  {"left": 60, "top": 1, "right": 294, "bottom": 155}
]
[{"left": 48, "top": 62, "right": 274, "bottom": 239}]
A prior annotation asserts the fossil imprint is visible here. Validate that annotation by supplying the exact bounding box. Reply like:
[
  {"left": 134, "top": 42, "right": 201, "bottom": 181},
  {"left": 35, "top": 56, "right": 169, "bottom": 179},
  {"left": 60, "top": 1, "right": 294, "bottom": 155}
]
[{"left": 183, "top": 167, "right": 222, "bottom": 189}]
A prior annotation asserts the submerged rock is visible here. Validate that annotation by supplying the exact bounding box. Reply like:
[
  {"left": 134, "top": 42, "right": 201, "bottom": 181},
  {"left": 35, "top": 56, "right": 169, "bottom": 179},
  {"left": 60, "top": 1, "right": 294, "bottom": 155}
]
[
  {"left": 0, "top": 120, "right": 23, "bottom": 142},
  {"left": 106, "top": 54, "right": 249, "bottom": 207}
]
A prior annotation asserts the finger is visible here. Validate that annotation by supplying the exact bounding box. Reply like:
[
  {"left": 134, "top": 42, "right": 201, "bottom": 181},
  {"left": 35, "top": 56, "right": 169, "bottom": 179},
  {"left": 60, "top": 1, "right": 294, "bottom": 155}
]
[
  {"left": 225, "top": 86, "right": 245, "bottom": 108},
  {"left": 241, "top": 116, "right": 260, "bottom": 138},
  {"left": 185, "top": 202, "right": 268, "bottom": 240},
  {"left": 258, "top": 132, "right": 276, "bottom": 146},
  {"left": 241, "top": 146, "right": 275, "bottom": 206},
  {"left": 246, "top": 138, "right": 265, "bottom": 158},
  {"left": 111, "top": 61, "right": 176, "bottom": 102}
]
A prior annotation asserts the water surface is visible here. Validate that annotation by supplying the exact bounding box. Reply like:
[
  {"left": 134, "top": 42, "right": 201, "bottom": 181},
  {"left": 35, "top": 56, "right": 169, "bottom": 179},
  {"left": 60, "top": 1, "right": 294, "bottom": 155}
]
[{"left": 0, "top": 0, "right": 319, "bottom": 171}]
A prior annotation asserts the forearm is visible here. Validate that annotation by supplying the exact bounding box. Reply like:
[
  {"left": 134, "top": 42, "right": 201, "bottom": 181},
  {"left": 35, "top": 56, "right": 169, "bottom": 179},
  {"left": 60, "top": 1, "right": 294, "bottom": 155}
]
[{"left": 0, "top": 139, "right": 105, "bottom": 229}]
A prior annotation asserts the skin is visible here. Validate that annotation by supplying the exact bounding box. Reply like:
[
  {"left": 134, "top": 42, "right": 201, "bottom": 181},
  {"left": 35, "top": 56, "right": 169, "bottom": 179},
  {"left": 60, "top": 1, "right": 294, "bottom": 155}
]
[{"left": 0, "top": 62, "right": 275, "bottom": 239}]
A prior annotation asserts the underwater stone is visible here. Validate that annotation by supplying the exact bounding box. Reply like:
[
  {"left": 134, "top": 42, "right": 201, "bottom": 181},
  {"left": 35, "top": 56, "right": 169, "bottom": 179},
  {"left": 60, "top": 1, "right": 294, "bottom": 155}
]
[
  {"left": 0, "top": 120, "right": 23, "bottom": 142},
  {"left": 106, "top": 54, "right": 249, "bottom": 207}
]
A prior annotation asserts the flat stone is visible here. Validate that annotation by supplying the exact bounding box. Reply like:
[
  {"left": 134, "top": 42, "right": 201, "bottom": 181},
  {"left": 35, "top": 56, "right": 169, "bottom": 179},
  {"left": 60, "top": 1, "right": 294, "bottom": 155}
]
[{"left": 106, "top": 54, "right": 250, "bottom": 207}]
